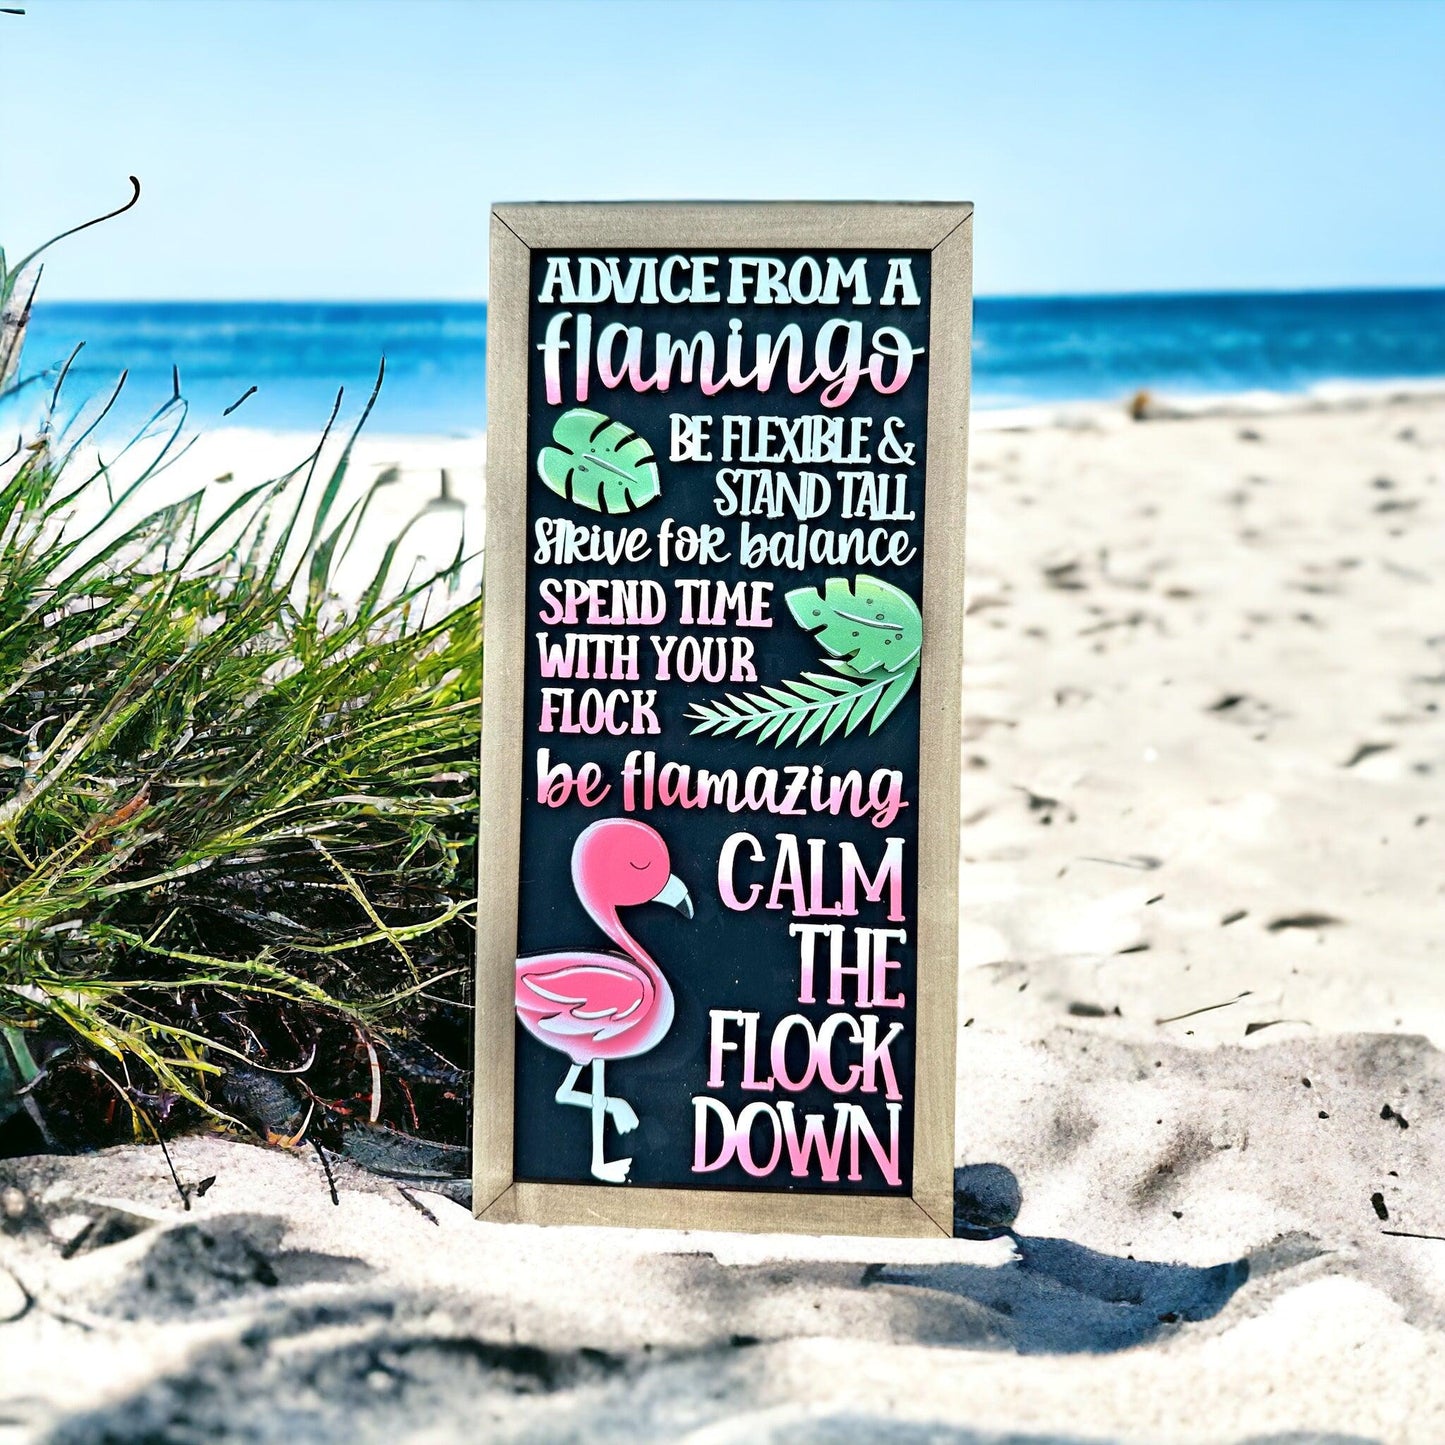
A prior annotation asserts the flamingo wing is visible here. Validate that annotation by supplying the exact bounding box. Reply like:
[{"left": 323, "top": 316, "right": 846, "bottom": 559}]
[{"left": 517, "top": 957, "right": 652, "bottom": 1043}]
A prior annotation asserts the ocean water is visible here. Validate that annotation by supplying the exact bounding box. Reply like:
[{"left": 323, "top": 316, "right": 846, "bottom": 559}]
[{"left": 11, "top": 289, "right": 1445, "bottom": 437}]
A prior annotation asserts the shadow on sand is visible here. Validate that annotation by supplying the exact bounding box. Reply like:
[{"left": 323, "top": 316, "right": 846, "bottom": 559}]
[
  {"left": 761, "top": 1424, "right": 1375, "bottom": 1445},
  {"left": 865, "top": 1163, "right": 1321, "bottom": 1355}
]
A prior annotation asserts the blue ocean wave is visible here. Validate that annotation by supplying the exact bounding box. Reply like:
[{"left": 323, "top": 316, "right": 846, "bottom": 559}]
[{"left": 12, "top": 290, "right": 1445, "bottom": 436}]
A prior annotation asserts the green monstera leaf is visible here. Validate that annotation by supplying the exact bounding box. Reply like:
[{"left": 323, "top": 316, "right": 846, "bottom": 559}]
[
  {"left": 687, "top": 573, "right": 923, "bottom": 747},
  {"left": 785, "top": 574, "right": 922, "bottom": 677},
  {"left": 537, "top": 408, "right": 662, "bottom": 514}
]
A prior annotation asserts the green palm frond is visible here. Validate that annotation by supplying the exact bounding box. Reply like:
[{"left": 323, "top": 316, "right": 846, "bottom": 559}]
[
  {"left": 687, "top": 573, "right": 924, "bottom": 748},
  {"left": 686, "top": 658, "right": 919, "bottom": 747}
]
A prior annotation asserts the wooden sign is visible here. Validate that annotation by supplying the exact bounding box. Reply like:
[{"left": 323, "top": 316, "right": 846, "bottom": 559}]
[{"left": 476, "top": 203, "right": 972, "bottom": 1236}]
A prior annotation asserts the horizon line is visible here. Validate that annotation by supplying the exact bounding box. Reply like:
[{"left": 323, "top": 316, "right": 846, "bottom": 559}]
[{"left": 31, "top": 282, "right": 1445, "bottom": 308}]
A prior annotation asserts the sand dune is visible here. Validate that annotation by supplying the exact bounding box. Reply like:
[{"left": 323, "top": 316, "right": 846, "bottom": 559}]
[{"left": 2, "top": 390, "right": 1443, "bottom": 1443}]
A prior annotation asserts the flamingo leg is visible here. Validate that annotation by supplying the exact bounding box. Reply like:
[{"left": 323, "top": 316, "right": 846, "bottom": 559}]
[
  {"left": 557, "top": 1062, "right": 638, "bottom": 1132},
  {"left": 589, "top": 1060, "right": 632, "bottom": 1184},
  {"left": 555, "top": 1063, "right": 590, "bottom": 1109}
]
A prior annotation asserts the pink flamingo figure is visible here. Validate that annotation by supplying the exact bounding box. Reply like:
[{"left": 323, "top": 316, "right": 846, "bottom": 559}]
[{"left": 515, "top": 818, "right": 692, "bottom": 1183}]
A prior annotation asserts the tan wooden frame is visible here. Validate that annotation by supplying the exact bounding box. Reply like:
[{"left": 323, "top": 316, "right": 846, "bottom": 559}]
[{"left": 475, "top": 202, "right": 972, "bottom": 1237}]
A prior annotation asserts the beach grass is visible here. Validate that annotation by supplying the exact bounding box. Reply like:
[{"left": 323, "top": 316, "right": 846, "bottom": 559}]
[{"left": 0, "top": 227, "right": 479, "bottom": 1155}]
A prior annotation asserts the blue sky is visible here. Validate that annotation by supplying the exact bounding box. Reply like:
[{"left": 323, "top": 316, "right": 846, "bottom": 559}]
[{"left": 7, "top": 0, "right": 1444, "bottom": 300}]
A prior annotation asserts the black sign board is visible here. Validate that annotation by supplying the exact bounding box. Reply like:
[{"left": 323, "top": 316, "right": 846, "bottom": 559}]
[{"left": 477, "top": 204, "right": 971, "bottom": 1236}]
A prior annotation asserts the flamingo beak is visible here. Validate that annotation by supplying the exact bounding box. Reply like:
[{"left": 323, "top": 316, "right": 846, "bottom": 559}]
[{"left": 655, "top": 872, "right": 693, "bottom": 920}]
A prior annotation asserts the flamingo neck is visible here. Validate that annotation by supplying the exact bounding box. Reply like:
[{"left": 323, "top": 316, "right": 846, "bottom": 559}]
[{"left": 587, "top": 899, "right": 659, "bottom": 978}]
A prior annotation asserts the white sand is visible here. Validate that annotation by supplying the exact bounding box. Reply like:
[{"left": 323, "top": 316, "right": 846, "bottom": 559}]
[
  {"left": 960, "top": 389, "right": 1443, "bottom": 1045},
  {"left": 3, "top": 388, "right": 1444, "bottom": 1443}
]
